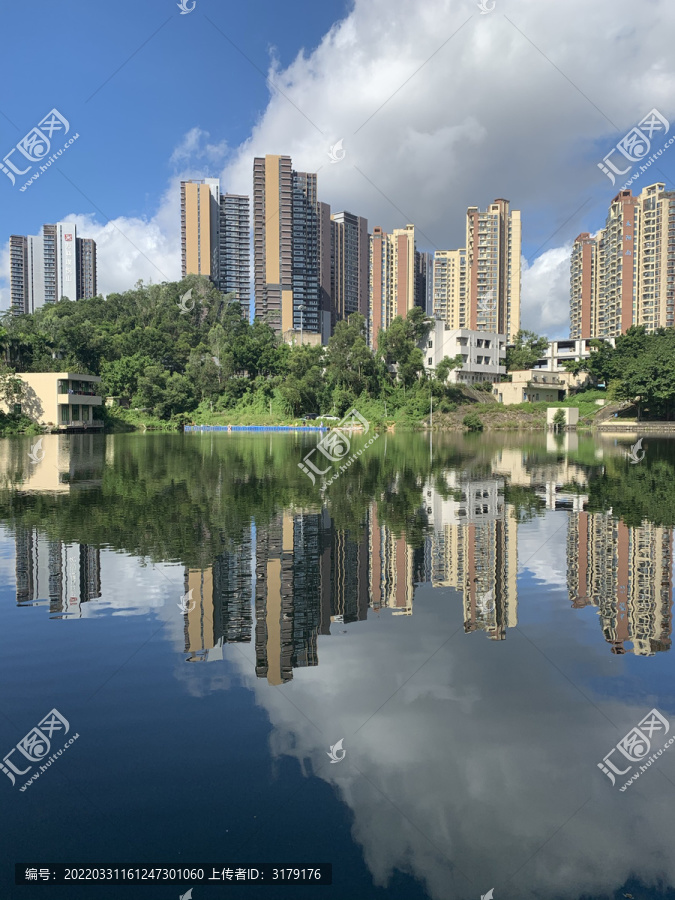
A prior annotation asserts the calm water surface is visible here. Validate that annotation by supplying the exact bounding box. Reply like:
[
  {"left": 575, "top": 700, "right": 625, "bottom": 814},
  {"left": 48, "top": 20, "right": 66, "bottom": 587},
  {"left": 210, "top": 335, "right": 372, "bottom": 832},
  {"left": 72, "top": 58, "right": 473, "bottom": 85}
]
[{"left": 1, "top": 430, "right": 675, "bottom": 900}]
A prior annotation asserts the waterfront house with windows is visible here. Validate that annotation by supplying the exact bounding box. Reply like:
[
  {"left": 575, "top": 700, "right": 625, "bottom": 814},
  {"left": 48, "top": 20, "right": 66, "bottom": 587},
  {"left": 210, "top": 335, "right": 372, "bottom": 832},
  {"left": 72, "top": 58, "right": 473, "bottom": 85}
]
[{"left": 1, "top": 373, "right": 103, "bottom": 431}]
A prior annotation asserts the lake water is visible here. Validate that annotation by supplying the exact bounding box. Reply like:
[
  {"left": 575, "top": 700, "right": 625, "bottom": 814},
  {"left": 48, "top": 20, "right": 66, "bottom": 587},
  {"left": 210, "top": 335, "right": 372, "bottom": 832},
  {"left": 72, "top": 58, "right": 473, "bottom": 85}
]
[{"left": 1, "top": 430, "right": 675, "bottom": 900}]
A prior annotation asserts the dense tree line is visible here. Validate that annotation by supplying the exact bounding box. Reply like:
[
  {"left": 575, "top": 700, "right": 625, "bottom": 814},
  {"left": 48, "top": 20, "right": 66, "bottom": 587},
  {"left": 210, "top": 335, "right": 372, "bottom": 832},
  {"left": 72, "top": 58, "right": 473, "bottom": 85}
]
[{"left": 0, "top": 278, "right": 467, "bottom": 424}]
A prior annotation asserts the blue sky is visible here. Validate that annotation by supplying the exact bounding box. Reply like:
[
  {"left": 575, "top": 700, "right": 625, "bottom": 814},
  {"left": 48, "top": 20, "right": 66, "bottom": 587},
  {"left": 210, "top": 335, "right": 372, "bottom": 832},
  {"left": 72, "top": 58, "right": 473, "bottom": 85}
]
[
  {"left": 0, "top": 0, "right": 349, "bottom": 281},
  {"left": 1, "top": 0, "right": 673, "bottom": 337},
  {"left": 0, "top": 0, "right": 347, "bottom": 235}
]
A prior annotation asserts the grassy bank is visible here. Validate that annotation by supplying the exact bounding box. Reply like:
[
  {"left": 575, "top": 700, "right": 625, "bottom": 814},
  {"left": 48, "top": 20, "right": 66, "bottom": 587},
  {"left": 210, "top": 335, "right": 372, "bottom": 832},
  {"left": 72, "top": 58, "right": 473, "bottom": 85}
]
[
  {"left": 100, "top": 389, "right": 614, "bottom": 433},
  {"left": 425, "top": 390, "right": 610, "bottom": 431},
  {"left": 386, "top": 389, "right": 612, "bottom": 431}
]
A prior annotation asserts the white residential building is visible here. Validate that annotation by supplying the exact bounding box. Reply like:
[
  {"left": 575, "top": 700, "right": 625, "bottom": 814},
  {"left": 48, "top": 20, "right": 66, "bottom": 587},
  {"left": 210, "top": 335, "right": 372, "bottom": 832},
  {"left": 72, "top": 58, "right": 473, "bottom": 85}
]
[
  {"left": 530, "top": 337, "right": 616, "bottom": 372},
  {"left": 10, "top": 222, "right": 97, "bottom": 314},
  {"left": 421, "top": 320, "right": 506, "bottom": 385}
]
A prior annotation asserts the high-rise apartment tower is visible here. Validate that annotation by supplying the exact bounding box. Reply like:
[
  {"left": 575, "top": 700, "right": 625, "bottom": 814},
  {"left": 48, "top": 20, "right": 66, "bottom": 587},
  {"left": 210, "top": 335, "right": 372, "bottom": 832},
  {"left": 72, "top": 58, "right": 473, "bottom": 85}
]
[
  {"left": 466, "top": 198, "right": 521, "bottom": 340},
  {"left": 10, "top": 222, "right": 97, "bottom": 314},
  {"left": 570, "top": 183, "right": 675, "bottom": 338},
  {"left": 181, "top": 178, "right": 250, "bottom": 318}
]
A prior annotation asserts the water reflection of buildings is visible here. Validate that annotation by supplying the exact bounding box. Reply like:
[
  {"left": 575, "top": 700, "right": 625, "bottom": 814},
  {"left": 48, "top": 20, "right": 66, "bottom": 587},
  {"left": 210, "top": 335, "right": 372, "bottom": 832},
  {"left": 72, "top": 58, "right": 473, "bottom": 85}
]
[
  {"left": 14, "top": 527, "right": 101, "bottom": 617},
  {"left": 492, "top": 442, "right": 590, "bottom": 498},
  {"left": 184, "top": 539, "right": 254, "bottom": 663},
  {"left": 254, "top": 512, "right": 322, "bottom": 683},
  {"left": 424, "top": 474, "right": 518, "bottom": 640},
  {"left": 10, "top": 443, "right": 674, "bottom": 666},
  {"left": 370, "top": 504, "right": 422, "bottom": 617},
  {"left": 567, "top": 511, "right": 673, "bottom": 656},
  {"left": 182, "top": 504, "right": 426, "bottom": 680},
  {"left": 0, "top": 433, "right": 106, "bottom": 493}
]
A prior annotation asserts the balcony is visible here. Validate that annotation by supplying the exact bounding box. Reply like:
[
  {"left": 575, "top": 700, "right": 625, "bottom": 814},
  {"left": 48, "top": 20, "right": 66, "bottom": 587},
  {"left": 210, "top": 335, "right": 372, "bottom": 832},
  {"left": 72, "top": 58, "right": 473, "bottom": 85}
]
[{"left": 528, "top": 375, "right": 564, "bottom": 386}]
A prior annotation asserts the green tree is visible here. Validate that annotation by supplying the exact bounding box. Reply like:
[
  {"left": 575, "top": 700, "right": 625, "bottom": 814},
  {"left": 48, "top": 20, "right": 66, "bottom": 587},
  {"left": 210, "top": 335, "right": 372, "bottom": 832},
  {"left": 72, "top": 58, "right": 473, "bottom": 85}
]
[
  {"left": 505, "top": 330, "right": 549, "bottom": 372},
  {"left": 584, "top": 328, "right": 675, "bottom": 419},
  {"left": 185, "top": 350, "right": 222, "bottom": 404},
  {"left": 0, "top": 364, "right": 25, "bottom": 408},
  {"left": 100, "top": 354, "right": 153, "bottom": 398},
  {"left": 278, "top": 344, "right": 326, "bottom": 416},
  {"left": 133, "top": 365, "right": 196, "bottom": 419},
  {"left": 435, "top": 353, "right": 465, "bottom": 384},
  {"left": 324, "top": 314, "right": 377, "bottom": 396},
  {"left": 552, "top": 408, "right": 566, "bottom": 431},
  {"left": 378, "top": 309, "right": 432, "bottom": 388},
  {"left": 462, "top": 411, "right": 484, "bottom": 432}
]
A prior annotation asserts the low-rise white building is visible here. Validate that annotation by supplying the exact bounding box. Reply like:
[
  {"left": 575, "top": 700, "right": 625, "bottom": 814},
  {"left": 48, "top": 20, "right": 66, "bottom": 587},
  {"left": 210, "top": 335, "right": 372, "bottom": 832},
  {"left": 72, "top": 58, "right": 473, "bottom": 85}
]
[
  {"left": 531, "top": 337, "right": 615, "bottom": 372},
  {"left": 493, "top": 369, "right": 593, "bottom": 404},
  {"left": 421, "top": 320, "right": 506, "bottom": 385}
]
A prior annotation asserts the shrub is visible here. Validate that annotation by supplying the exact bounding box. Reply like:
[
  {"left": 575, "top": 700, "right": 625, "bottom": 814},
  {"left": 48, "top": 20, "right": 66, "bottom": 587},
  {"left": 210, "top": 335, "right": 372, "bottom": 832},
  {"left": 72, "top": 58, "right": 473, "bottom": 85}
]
[{"left": 462, "top": 411, "right": 484, "bottom": 432}]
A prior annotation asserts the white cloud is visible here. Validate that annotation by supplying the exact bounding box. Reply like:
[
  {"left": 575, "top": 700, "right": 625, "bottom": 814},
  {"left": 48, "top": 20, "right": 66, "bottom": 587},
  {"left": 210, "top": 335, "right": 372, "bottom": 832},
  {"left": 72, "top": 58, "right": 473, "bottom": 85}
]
[
  {"left": 169, "top": 126, "right": 229, "bottom": 168},
  {"left": 518, "top": 511, "right": 569, "bottom": 587},
  {"left": 218, "top": 0, "right": 675, "bottom": 337},
  {"left": 60, "top": 202, "right": 181, "bottom": 295},
  {"left": 521, "top": 246, "right": 574, "bottom": 337}
]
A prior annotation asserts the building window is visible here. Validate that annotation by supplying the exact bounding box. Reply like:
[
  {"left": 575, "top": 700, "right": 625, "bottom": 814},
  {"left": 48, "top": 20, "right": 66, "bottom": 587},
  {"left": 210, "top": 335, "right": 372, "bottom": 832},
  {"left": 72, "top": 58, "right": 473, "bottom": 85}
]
[
  {"left": 58, "top": 380, "right": 68, "bottom": 394},
  {"left": 13, "top": 404, "right": 21, "bottom": 415},
  {"left": 61, "top": 406, "right": 69, "bottom": 424},
  {"left": 82, "top": 405, "right": 90, "bottom": 422},
  {"left": 428, "top": 357, "right": 433, "bottom": 366},
  {"left": 72, "top": 404, "right": 80, "bottom": 421},
  {"left": 428, "top": 340, "right": 433, "bottom": 348}
]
